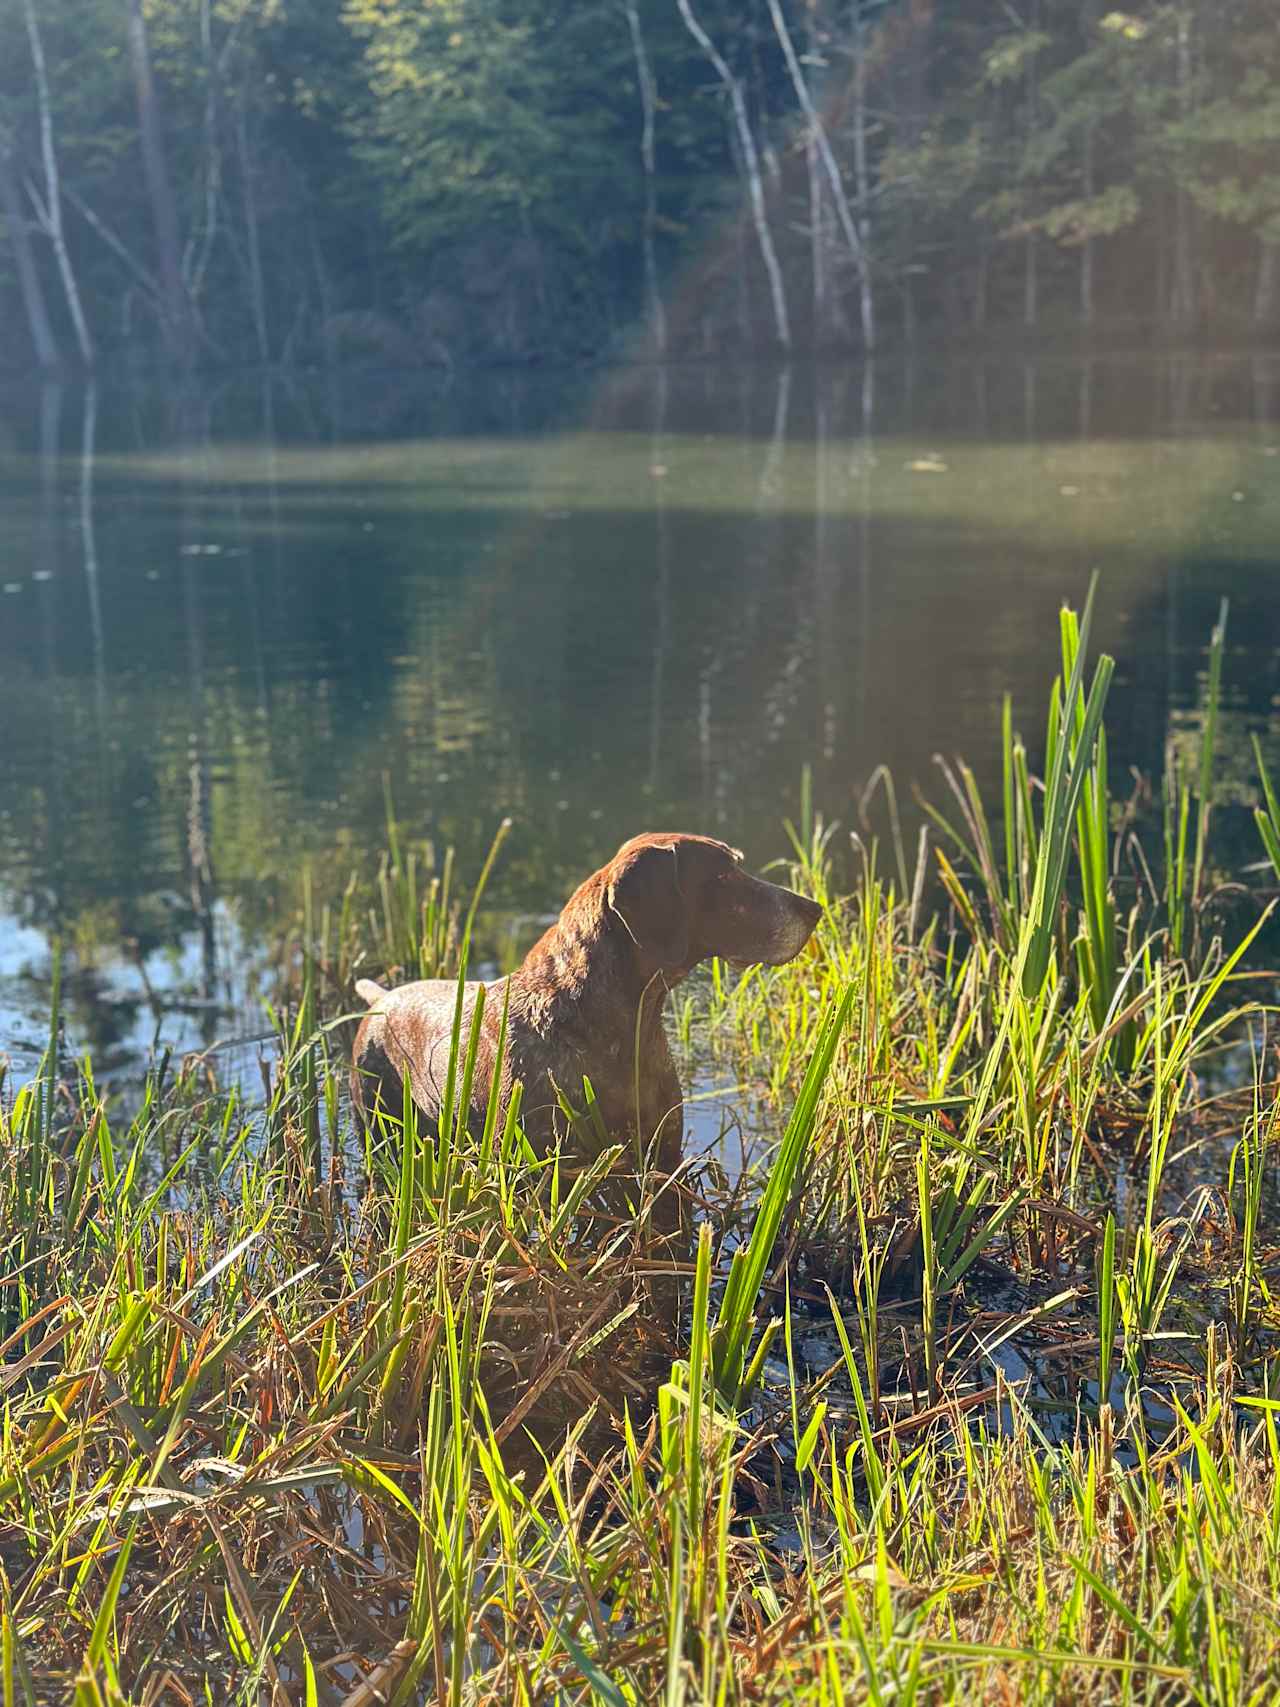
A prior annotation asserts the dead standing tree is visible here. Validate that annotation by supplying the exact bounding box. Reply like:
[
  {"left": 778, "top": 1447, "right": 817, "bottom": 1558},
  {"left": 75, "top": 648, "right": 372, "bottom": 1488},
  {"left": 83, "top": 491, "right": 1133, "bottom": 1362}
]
[
  {"left": 677, "top": 0, "right": 792, "bottom": 349},
  {"left": 126, "top": 0, "right": 198, "bottom": 360},
  {"left": 0, "top": 132, "right": 59, "bottom": 368},
  {"left": 623, "top": 0, "right": 666, "bottom": 353},
  {"left": 21, "top": 0, "right": 93, "bottom": 364},
  {"left": 766, "top": 0, "right": 874, "bottom": 350}
]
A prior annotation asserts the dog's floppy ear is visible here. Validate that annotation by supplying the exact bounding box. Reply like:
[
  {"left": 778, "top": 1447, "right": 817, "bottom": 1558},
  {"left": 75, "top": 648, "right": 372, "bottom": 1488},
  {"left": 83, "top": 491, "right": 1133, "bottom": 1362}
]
[{"left": 607, "top": 840, "right": 689, "bottom": 969}]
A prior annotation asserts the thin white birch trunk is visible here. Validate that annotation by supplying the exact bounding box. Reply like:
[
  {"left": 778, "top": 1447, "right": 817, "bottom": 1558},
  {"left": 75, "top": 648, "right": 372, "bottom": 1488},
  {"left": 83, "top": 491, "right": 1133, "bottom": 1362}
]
[
  {"left": 126, "top": 0, "right": 195, "bottom": 356},
  {"left": 766, "top": 0, "right": 872, "bottom": 347},
  {"left": 1024, "top": 0, "right": 1040, "bottom": 329},
  {"left": 851, "top": 0, "right": 874, "bottom": 348},
  {"left": 191, "top": 0, "right": 223, "bottom": 299},
  {"left": 0, "top": 145, "right": 59, "bottom": 367},
  {"left": 235, "top": 86, "right": 270, "bottom": 362},
  {"left": 23, "top": 0, "right": 93, "bottom": 364},
  {"left": 808, "top": 133, "right": 826, "bottom": 335},
  {"left": 1171, "top": 2, "right": 1194, "bottom": 328},
  {"left": 677, "top": 0, "right": 791, "bottom": 348},
  {"left": 623, "top": 0, "right": 666, "bottom": 352}
]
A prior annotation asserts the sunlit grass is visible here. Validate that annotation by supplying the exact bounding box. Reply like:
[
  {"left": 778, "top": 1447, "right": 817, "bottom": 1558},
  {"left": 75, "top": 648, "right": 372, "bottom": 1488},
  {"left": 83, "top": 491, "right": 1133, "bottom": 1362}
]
[{"left": 4, "top": 591, "right": 1280, "bottom": 1700}]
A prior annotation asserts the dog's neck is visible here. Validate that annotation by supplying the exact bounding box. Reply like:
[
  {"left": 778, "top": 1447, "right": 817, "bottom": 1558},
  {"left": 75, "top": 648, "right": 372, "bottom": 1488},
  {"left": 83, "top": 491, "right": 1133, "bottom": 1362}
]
[{"left": 513, "top": 881, "right": 684, "bottom": 1040}]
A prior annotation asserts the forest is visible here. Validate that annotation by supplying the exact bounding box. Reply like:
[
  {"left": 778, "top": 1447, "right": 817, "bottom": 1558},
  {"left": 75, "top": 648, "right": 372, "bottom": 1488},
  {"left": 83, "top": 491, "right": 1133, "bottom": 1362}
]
[{"left": 2, "top": 0, "right": 1279, "bottom": 372}]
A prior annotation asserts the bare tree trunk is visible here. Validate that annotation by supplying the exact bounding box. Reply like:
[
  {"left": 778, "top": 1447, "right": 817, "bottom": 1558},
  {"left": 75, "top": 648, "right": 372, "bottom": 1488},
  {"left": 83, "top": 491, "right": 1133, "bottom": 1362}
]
[
  {"left": 808, "top": 2, "right": 849, "bottom": 345},
  {"left": 973, "top": 241, "right": 989, "bottom": 331},
  {"left": 190, "top": 0, "right": 223, "bottom": 302},
  {"left": 1024, "top": 0, "right": 1040, "bottom": 331},
  {"left": 896, "top": 0, "right": 931, "bottom": 348},
  {"left": 677, "top": 0, "right": 791, "bottom": 348},
  {"left": 850, "top": 0, "right": 874, "bottom": 351},
  {"left": 235, "top": 85, "right": 270, "bottom": 362},
  {"left": 766, "top": 0, "right": 872, "bottom": 348},
  {"left": 1170, "top": 2, "right": 1194, "bottom": 330},
  {"left": 188, "top": 0, "right": 251, "bottom": 306},
  {"left": 726, "top": 117, "right": 753, "bottom": 345},
  {"left": 64, "top": 183, "right": 162, "bottom": 306},
  {"left": 1254, "top": 241, "right": 1279, "bottom": 329},
  {"left": 126, "top": 0, "right": 195, "bottom": 359},
  {"left": 22, "top": 0, "right": 93, "bottom": 364},
  {"left": 1081, "top": 121, "right": 1095, "bottom": 326},
  {"left": 624, "top": 0, "right": 666, "bottom": 353},
  {"left": 808, "top": 133, "right": 827, "bottom": 339},
  {"left": 0, "top": 145, "right": 60, "bottom": 368},
  {"left": 1079, "top": 0, "right": 1098, "bottom": 329}
]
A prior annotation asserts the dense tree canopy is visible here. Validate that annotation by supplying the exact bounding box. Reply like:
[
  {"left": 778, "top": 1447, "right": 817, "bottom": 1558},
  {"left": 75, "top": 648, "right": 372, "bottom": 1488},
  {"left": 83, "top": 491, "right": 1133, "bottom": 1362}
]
[{"left": 1, "top": 0, "right": 1278, "bottom": 370}]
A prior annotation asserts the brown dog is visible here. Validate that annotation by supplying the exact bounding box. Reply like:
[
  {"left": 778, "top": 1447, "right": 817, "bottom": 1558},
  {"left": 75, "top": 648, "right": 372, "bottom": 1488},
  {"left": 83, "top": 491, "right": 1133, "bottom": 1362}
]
[{"left": 350, "top": 833, "right": 822, "bottom": 1160}]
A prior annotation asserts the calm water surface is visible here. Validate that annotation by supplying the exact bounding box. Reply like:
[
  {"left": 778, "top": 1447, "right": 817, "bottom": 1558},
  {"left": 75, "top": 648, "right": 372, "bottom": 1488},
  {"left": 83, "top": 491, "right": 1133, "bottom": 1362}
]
[{"left": 2, "top": 353, "right": 1279, "bottom": 1087}]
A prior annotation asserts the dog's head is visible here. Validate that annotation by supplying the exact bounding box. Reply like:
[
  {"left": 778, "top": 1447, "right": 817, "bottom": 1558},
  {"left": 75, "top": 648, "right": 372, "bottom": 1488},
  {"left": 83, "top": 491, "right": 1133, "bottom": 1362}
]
[{"left": 604, "top": 832, "right": 822, "bottom": 979}]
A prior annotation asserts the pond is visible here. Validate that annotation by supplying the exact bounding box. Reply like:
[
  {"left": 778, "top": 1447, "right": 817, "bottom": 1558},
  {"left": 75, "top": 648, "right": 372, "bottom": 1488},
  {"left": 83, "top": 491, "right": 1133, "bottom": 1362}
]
[{"left": 1, "top": 352, "right": 1278, "bottom": 1089}]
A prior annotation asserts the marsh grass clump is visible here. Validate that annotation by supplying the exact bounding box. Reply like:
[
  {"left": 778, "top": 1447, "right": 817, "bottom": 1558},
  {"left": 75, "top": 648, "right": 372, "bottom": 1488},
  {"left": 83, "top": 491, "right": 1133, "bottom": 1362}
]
[
  {"left": 5, "top": 586, "right": 1280, "bottom": 1702},
  {"left": 0, "top": 1020, "right": 687, "bottom": 1701}
]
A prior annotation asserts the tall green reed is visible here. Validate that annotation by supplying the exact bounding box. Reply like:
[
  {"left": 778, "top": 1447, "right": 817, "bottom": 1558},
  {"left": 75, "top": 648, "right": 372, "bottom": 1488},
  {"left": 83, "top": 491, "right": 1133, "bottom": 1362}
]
[
  {"left": 1253, "top": 732, "right": 1280, "bottom": 884},
  {"left": 1023, "top": 576, "right": 1115, "bottom": 1002},
  {"left": 1228, "top": 1032, "right": 1273, "bottom": 1350},
  {"left": 1167, "top": 600, "right": 1228, "bottom": 959},
  {"left": 709, "top": 984, "right": 854, "bottom": 1407},
  {"left": 1191, "top": 598, "right": 1228, "bottom": 913},
  {"left": 922, "top": 577, "right": 1116, "bottom": 1043}
]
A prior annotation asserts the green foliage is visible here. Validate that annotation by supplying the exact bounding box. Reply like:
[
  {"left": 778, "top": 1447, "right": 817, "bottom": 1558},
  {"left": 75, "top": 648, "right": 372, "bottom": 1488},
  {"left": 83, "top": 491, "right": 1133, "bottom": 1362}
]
[
  {"left": 1040, "top": 185, "right": 1141, "bottom": 244},
  {"left": 3, "top": 0, "right": 1280, "bottom": 364},
  {"left": 983, "top": 29, "right": 1054, "bottom": 90},
  {"left": 344, "top": 0, "right": 623, "bottom": 252},
  {"left": 1175, "top": 63, "right": 1280, "bottom": 240}
]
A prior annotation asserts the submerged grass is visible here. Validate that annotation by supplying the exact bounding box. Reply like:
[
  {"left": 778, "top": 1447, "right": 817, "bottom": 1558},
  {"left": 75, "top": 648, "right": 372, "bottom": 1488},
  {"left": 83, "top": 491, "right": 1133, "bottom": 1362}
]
[{"left": 5, "top": 590, "right": 1280, "bottom": 1702}]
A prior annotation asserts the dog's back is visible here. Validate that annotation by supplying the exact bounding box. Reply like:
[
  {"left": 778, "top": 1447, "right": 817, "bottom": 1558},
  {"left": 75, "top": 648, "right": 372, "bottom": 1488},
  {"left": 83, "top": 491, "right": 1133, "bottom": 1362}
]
[{"left": 351, "top": 977, "right": 495, "bottom": 1129}]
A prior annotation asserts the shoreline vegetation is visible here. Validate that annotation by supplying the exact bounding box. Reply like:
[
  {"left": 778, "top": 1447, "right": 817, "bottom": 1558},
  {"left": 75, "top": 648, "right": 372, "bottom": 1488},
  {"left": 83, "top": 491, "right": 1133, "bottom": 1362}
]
[
  {"left": 6, "top": 586, "right": 1280, "bottom": 1701},
  {"left": 3, "top": 2, "right": 1280, "bottom": 373}
]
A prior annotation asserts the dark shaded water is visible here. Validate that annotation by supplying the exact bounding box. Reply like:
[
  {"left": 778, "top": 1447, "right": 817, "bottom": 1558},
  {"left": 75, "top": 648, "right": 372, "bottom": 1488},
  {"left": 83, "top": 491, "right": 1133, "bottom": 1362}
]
[{"left": 2, "top": 353, "right": 1279, "bottom": 1087}]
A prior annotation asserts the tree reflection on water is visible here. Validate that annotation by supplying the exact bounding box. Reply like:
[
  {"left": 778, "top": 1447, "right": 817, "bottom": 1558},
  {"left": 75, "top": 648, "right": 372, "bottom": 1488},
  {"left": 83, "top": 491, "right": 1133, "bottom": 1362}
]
[{"left": 1, "top": 355, "right": 1278, "bottom": 1083}]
